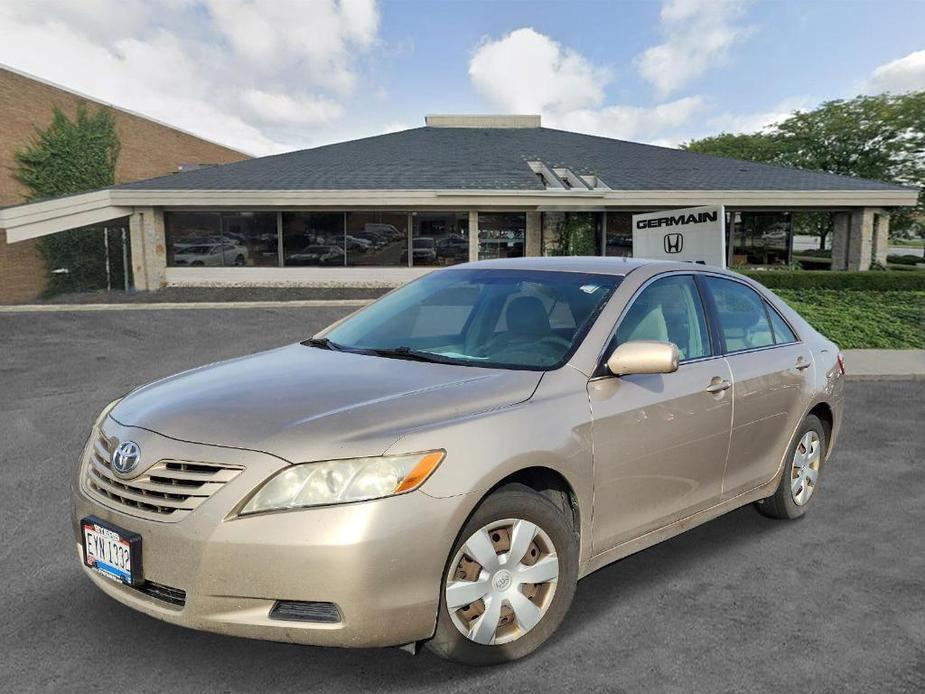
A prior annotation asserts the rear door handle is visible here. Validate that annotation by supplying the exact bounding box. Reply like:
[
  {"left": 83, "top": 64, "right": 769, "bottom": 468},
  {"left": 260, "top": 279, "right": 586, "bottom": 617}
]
[
  {"left": 795, "top": 357, "right": 811, "bottom": 371},
  {"left": 706, "top": 379, "right": 732, "bottom": 393}
]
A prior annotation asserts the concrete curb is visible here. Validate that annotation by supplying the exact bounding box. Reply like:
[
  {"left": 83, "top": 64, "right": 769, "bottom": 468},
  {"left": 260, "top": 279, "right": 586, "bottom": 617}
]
[
  {"left": 843, "top": 349, "right": 925, "bottom": 382},
  {"left": 0, "top": 299, "right": 373, "bottom": 312},
  {"left": 845, "top": 374, "right": 925, "bottom": 382}
]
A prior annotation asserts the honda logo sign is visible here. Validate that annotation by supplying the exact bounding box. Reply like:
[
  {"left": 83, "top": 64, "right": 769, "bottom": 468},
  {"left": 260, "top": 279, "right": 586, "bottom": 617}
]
[
  {"left": 632, "top": 205, "right": 725, "bottom": 267},
  {"left": 663, "top": 233, "right": 683, "bottom": 254}
]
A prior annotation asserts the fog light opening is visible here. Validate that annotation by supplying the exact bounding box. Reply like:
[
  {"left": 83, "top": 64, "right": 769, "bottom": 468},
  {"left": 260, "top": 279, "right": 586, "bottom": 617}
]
[{"left": 268, "top": 600, "right": 341, "bottom": 623}]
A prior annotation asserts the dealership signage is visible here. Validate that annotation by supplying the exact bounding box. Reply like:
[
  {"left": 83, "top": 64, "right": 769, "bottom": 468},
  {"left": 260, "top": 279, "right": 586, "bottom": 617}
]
[{"left": 632, "top": 205, "right": 726, "bottom": 267}]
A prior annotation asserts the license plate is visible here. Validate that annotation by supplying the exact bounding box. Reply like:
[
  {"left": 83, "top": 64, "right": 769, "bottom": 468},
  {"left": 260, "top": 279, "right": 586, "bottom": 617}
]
[{"left": 81, "top": 516, "right": 143, "bottom": 587}]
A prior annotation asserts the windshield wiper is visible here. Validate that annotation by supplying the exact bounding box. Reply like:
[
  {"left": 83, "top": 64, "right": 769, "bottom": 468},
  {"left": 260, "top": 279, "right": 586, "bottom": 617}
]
[
  {"left": 361, "top": 346, "right": 457, "bottom": 364},
  {"left": 302, "top": 336, "right": 345, "bottom": 351}
]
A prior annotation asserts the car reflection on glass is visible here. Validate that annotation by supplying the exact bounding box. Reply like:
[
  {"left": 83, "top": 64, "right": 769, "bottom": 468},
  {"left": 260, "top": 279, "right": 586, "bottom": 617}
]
[
  {"left": 287, "top": 245, "right": 346, "bottom": 266},
  {"left": 172, "top": 242, "right": 248, "bottom": 266}
]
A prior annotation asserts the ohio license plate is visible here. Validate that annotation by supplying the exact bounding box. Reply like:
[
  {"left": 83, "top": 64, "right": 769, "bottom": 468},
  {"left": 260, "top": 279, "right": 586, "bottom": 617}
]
[{"left": 81, "top": 516, "right": 143, "bottom": 587}]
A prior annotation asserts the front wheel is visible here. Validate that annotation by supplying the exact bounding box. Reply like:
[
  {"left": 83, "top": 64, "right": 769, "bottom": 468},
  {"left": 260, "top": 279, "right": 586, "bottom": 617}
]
[
  {"left": 757, "top": 414, "right": 827, "bottom": 520},
  {"left": 426, "top": 483, "right": 578, "bottom": 665}
]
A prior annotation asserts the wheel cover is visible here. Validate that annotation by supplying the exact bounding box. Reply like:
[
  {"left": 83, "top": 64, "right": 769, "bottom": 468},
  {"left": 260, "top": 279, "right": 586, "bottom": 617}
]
[
  {"left": 445, "top": 518, "right": 559, "bottom": 646},
  {"left": 790, "top": 430, "right": 821, "bottom": 506}
]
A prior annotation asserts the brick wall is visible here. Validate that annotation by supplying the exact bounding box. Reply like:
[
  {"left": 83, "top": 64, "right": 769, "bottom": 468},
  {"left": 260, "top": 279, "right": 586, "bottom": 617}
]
[{"left": 0, "top": 66, "right": 250, "bottom": 303}]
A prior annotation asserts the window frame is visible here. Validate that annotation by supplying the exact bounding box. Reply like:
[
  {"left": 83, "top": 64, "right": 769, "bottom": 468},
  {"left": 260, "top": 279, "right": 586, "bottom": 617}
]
[
  {"left": 764, "top": 299, "right": 800, "bottom": 345},
  {"left": 695, "top": 273, "right": 803, "bottom": 356},
  {"left": 594, "top": 271, "right": 719, "bottom": 377}
]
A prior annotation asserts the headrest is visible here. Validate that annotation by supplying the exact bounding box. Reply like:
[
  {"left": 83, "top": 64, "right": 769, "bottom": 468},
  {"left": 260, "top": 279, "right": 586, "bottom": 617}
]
[{"left": 507, "top": 296, "right": 552, "bottom": 336}]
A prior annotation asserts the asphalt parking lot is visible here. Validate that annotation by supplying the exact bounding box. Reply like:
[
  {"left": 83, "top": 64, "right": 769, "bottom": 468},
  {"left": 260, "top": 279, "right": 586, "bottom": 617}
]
[{"left": 1, "top": 306, "right": 923, "bottom": 693}]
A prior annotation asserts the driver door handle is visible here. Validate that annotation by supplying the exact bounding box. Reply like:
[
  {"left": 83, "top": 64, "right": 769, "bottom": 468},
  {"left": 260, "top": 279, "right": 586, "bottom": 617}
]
[
  {"left": 705, "top": 379, "right": 732, "bottom": 394},
  {"left": 795, "top": 357, "right": 811, "bottom": 371}
]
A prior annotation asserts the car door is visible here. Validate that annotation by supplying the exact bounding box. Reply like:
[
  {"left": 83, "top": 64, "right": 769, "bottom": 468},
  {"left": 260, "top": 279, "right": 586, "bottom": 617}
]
[
  {"left": 588, "top": 273, "right": 733, "bottom": 553},
  {"left": 698, "top": 275, "right": 815, "bottom": 499}
]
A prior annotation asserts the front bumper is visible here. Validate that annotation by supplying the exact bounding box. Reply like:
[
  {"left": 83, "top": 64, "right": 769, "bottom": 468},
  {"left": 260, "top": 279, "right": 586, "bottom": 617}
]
[{"left": 72, "top": 421, "right": 475, "bottom": 648}]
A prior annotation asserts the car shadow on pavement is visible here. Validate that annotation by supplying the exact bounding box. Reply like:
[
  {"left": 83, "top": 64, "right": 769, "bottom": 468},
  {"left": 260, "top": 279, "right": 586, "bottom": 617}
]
[{"left": 36, "top": 503, "right": 791, "bottom": 692}]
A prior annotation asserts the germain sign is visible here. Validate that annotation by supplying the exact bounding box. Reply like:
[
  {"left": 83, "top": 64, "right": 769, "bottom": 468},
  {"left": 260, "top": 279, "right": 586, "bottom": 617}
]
[{"left": 632, "top": 205, "right": 726, "bottom": 267}]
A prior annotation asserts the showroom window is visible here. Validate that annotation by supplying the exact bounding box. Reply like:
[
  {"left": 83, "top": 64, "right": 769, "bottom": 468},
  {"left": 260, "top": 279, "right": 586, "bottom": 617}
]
[
  {"left": 282, "top": 212, "right": 345, "bottom": 266},
  {"left": 165, "top": 211, "right": 277, "bottom": 267},
  {"left": 727, "top": 212, "right": 792, "bottom": 266},
  {"left": 542, "top": 212, "right": 603, "bottom": 256},
  {"left": 412, "top": 212, "right": 470, "bottom": 266},
  {"left": 604, "top": 212, "right": 635, "bottom": 257},
  {"left": 165, "top": 210, "right": 473, "bottom": 269},
  {"left": 345, "top": 212, "right": 409, "bottom": 266},
  {"left": 478, "top": 212, "right": 525, "bottom": 260},
  {"left": 219, "top": 212, "right": 279, "bottom": 267}
]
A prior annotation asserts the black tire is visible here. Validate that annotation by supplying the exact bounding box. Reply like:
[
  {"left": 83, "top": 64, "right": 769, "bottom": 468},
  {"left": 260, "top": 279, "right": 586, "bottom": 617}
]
[
  {"left": 757, "top": 414, "right": 827, "bottom": 520},
  {"left": 425, "top": 483, "right": 578, "bottom": 665},
  {"left": 233, "top": 254, "right": 246, "bottom": 266}
]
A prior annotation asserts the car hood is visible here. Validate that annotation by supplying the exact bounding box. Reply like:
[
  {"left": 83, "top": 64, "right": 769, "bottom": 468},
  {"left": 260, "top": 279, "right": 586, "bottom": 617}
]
[{"left": 110, "top": 344, "right": 541, "bottom": 463}]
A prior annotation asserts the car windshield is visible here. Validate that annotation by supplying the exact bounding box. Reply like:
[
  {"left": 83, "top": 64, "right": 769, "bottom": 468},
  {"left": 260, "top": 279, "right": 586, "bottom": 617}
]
[{"left": 321, "top": 268, "right": 622, "bottom": 370}]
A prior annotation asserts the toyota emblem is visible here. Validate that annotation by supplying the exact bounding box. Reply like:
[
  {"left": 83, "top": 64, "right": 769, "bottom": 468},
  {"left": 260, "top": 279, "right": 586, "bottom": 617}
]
[{"left": 112, "top": 441, "right": 141, "bottom": 475}]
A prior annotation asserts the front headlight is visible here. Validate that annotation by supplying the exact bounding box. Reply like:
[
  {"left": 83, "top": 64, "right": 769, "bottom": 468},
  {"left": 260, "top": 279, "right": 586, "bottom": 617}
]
[{"left": 239, "top": 450, "right": 445, "bottom": 515}]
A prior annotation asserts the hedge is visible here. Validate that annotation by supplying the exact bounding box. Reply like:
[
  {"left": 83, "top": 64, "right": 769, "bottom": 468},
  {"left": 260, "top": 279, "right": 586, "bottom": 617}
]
[{"left": 739, "top": 270, "right": 925, "bottom": 291}]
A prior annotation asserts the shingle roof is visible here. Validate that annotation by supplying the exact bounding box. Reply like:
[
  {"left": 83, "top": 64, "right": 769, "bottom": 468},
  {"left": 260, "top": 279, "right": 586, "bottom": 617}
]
[{"left": 117, "top": 126, "right": 909, "bottom": 192}]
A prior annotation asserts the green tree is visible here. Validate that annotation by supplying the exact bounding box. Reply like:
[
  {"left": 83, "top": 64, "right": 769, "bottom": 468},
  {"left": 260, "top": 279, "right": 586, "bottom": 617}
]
[
  {"left": 550, "top": 213, "right": 598, "bottom": 256},
  {"left": 683, "top": 92, "right": 925, "bottom": 245},
  {"left": 15, "top": 104, "right": 122, "bottom": 294}
]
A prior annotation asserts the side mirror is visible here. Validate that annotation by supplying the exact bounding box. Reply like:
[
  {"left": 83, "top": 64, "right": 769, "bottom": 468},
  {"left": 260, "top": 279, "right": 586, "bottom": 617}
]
[{"left": 606, "top": 340, "right": 680, "bottom": 376}]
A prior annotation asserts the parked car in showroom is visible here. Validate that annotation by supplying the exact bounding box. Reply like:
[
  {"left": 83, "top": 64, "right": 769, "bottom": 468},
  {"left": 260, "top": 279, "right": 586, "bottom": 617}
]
[
  {"left": 400, "top": 236, "right": 438, "bottom": 264},
  {"left": 74, "top": 257, "right": 844, "bottom": 665},
  {"left": 286, "top": 244, "right": 346, "bottom": 266},
  {"left": 172, "top": 241, "right": 248, "bottom": 267}
]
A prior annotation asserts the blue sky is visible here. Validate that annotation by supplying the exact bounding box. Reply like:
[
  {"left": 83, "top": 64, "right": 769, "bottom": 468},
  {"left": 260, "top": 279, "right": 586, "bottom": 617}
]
[{"left": 1, "top": 0, "right": 923, "bottom": 155}]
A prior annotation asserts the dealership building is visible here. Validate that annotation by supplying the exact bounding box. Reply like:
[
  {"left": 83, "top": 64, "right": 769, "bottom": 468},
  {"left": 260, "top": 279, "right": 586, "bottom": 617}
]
[
  {"left": 0, "top": 114, "right": 917, "bottom": 293},
  {"left": 0, "top": 65, "right": 249, "bottom": 303}
]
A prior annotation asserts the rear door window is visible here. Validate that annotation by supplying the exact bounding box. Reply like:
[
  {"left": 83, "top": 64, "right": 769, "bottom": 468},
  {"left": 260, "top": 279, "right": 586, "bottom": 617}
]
[
  {"left": 766, "top": 303, "right": 798, "bottom": 344},
  {"left": 702, "top": 277, "right": 774, "bottom": 353}
]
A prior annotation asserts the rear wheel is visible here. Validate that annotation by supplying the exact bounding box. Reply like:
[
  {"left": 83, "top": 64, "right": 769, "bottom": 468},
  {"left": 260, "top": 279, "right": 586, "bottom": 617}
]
[
  {"left": 757, "top": 414, "right": 826, "bottom": 520},
  {"left": 426, "top": 484, "right": 578, "bottom": 665}
]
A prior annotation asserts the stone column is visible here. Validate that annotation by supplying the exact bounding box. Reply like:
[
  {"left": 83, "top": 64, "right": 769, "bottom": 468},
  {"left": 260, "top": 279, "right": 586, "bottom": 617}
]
[
  {"left": 830, "top": 212, "right": 850, "bottom": 270},
  {"left": 872, "top": 212, "right": 890, "bottom": 267},
  {"left": 848, "top": 208, "right": 876, "bottom": 271},
  {"left": 129, "top": 207, "right": 167, "bottom": 291},
  {"left": 525, "top": 211, "right": 542, "bottom": 257},
  {"left": 468, "top": 211, "right": 479, "bottom": 261},
  {"left": 541, "top": 211, "right": 566, "bottom": 256}
]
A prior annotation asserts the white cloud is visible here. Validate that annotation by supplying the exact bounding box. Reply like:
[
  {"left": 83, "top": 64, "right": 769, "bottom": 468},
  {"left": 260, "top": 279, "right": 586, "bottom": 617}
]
[
  {"left": 707, "top": 96, "right": 812, "bottom": 134},
  {"left": 468, "top": 27, "right": 706, "bottom": 146},
  {"left": 637, "top": 0, "right": 752, "bottom": 97},
  {"left": 469, "top": 28, "right": 612, "bottom": 113},
  {"left": 864, "top": 50, "right": 925, "bottom": 94},
  {"left": 548, "top": 96, "right": 709, "bottom": 143},
  {"left": 204, "top": 0, "right": 378, "bottom": 94},
  {"left": 240, "top": 90, "right": 344, "bottom": 126},
  {"left": 0, "top": 1, "right": 381, "bottom": 155}
]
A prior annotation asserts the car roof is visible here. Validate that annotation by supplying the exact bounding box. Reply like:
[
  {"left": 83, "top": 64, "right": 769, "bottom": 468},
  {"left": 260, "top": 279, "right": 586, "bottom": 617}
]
[{"left": 457, "top": 255, "right": 705, "bottom": 276}]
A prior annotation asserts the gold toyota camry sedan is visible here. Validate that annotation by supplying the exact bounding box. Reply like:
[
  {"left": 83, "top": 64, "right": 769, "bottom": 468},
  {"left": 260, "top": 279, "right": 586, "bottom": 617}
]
[{"left": 73, "top": 257, "right": 844, "bottom": 665}]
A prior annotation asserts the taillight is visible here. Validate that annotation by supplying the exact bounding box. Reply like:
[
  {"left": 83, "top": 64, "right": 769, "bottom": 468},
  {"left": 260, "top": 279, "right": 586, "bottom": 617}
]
[{"left": 836, "top": 353, "right": 846, "bottom": 376}]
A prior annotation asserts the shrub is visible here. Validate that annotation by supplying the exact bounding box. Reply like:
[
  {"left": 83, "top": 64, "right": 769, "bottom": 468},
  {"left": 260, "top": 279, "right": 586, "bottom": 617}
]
[
  {"left": 739, "top": 270, "right": 925, "bottom": 291},
  {"left": 15, "top": 104, "right": 122, "bottom": 295},
  {"left": 888, "top": 254, "right": 924, "bottom": 266}
]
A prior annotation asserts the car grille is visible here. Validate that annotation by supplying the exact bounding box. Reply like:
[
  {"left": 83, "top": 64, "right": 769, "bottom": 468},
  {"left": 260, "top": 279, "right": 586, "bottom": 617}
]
[{"left": 84, "top": 432, "right": 242, "bottom": 522}]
